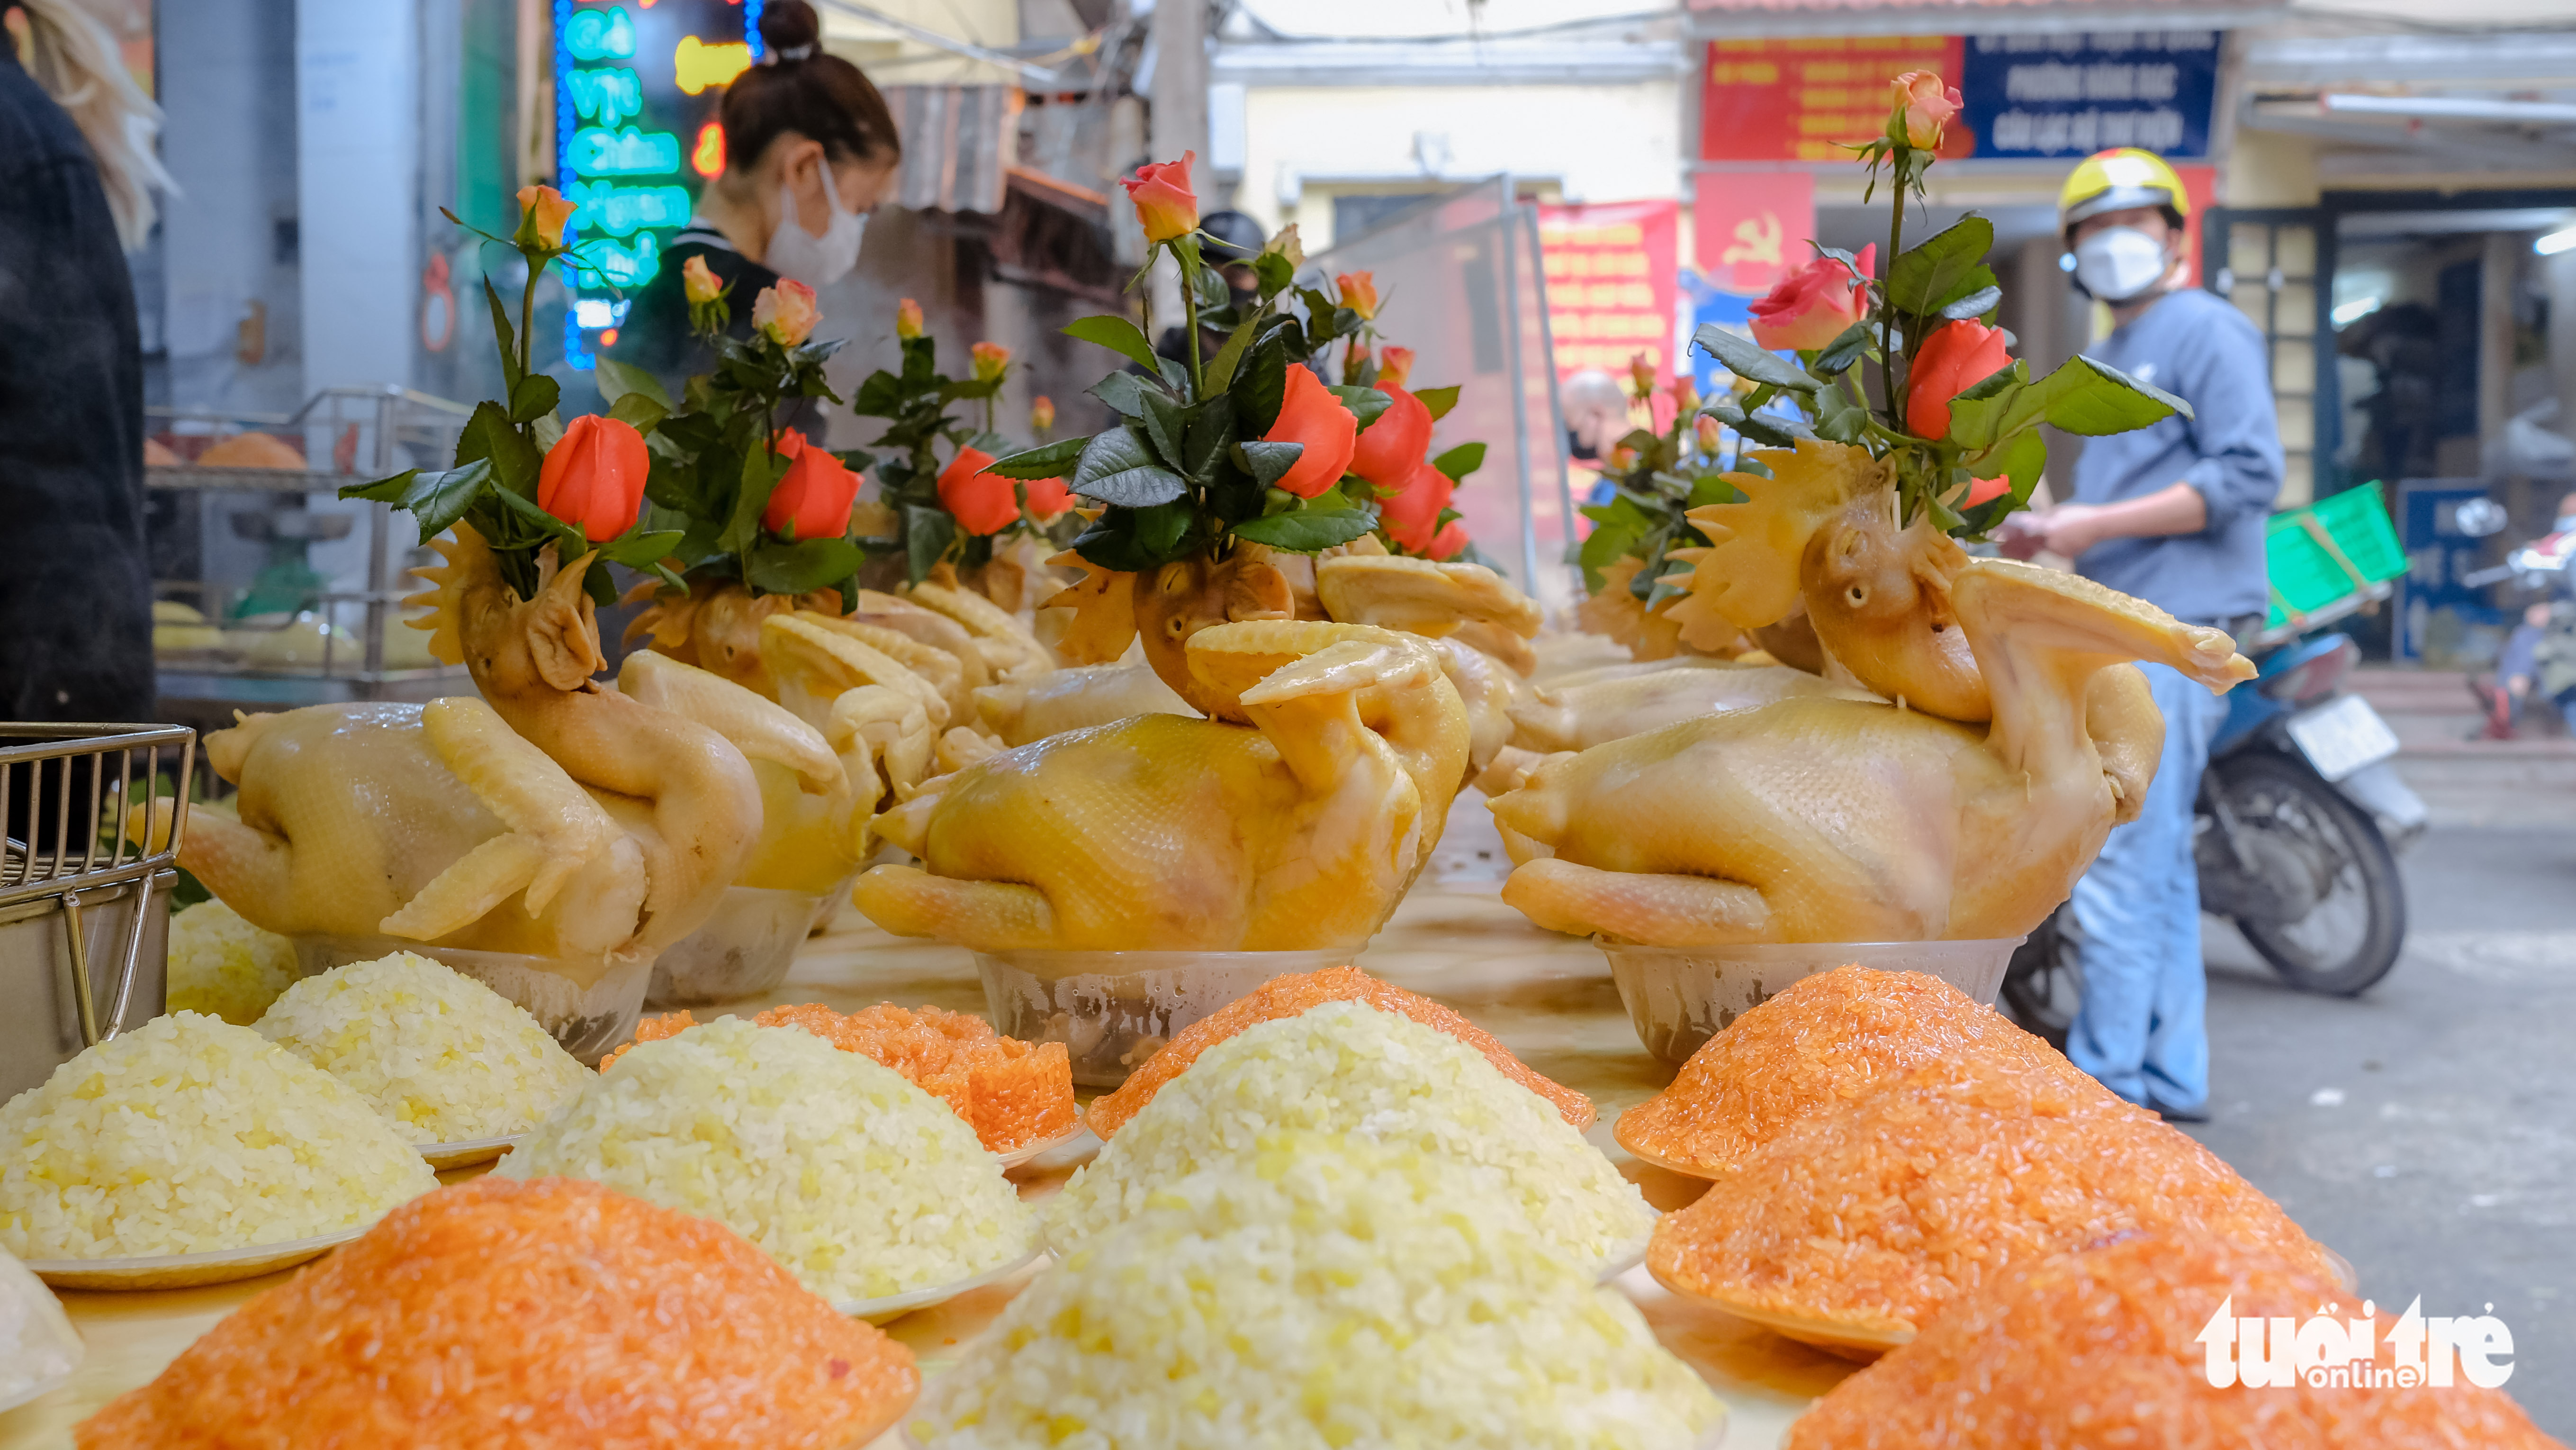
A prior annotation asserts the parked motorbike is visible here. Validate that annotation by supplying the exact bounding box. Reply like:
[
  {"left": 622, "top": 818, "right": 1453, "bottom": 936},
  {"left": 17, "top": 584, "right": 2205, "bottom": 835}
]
[{"left": 2002, "top": 630, "right": 2426, "bottom": 1045}]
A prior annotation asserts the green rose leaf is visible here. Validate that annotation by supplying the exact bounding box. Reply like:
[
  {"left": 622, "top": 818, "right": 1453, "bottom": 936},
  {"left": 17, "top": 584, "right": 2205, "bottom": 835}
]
[
  {"left": 904, "top": 503, "right": 957, "bottom": 586},
  {"left": 2040, "top": 354, "right": 2194, "bottom": 435},
  {"left": 1205, "top": 311, "right": 1262, "bottom": 393},
  {"left": 1884, "top": 215, "right": 1995, "bottom": 318},
  {"left": 1072, "top": 425, "right": 1189, "bottom": 508},
  {"left": 1814, "top": 384, "right": 1875, "bottom": 444},
  {"left": 1413, "top": 384, "right": 1461, "bottom": 421},
  {"left": 606, "top": 391, "right": 668, "bottom": 435},
  {"left": 849, "top": 370, "right": 905, "bottom": 417},
  {"left": 1087, "top": 371, "right": 1157, "bottom": 420},
  {"left": 1070, "top": 508, "right": 1175, "bottom": 573},
  {"left": 1231, "top": 506, "right": 1378, "bottom": 552},
  {"left": 507, "top": 373, "right": 560, "bottom": 426},
  {"left": 718, "top": 439, "right": 790, "bottom": 556},
  {"left": 985, "top": 435, "right": 1089, "bottom": 480},
  {"left": 1325, "top": 384, "right": 1393, "bottom": 433},
  {"left": 1809, "top": 320, "right": 1875, "bottom": 378},
  {"left": 1184, "top": 394, "right": 1238, "bottom": 478},
  {"left": 399, "top": 460, "right": 494, "bottom": 540},
  {"left": 1431, "top": 442, "right": 1486, "bottom": 482},
  {"left": 937, "top": 376, "right": 1004, "bottom": 403},
  {"left": 1692, "top": 323, "right": 1818, "bottom": 393},
  {"left": 593, "top": 356, "right": 672, "bottom": 410},
  {"left": 599, "top": 528, "right": 686, "bottom": 568},
  {"left": 1235, "top": 440, "right": 1305, "bottom": 491},
  {"left": 1138, "top": 387, "right": 1190, "bottom": 472},
  {"left": 1062, "top": 314, "right": 1162, "bottom": 372},
  {"left": 482, "top": 278, "right": 522, "bottom": 392},
  {"left": 1940, "top": 361, "right": 2031, "bottom": 452},
  {"left": 1134, "top": 497, "right": 1194, "bottom": 557},
  {"left": 455, "top": 400, "right": 541, "bottom": 497},
  {"left": 1234, "top": 336, "right": 1288, "bottom": 434},
  {"left": 746, "top": 536, "right": 866, "bottom": 595},
  {"left": 1940, "top": 284, "right": 2003, "bottom": 321}
]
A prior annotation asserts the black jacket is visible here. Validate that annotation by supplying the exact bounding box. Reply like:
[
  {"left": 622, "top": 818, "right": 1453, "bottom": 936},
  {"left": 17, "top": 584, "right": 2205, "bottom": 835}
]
[{"left": 0, "top": 48, "right": 152, "bottom": 722}]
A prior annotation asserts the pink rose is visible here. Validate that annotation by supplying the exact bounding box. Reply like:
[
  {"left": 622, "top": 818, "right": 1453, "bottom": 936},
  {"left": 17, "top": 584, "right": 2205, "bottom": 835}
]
[{"left": 1748, "top": 245, "right": 1874, "bottom": 352}]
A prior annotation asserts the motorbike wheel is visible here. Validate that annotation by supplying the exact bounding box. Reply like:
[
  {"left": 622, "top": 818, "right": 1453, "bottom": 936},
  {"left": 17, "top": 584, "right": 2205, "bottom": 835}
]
[
  {"left": 1999, "top": 905, "right": 2081, "bottom": 1049},
  {"left": 2211, "top": 752, "right": 2407, "bottom": 996}
]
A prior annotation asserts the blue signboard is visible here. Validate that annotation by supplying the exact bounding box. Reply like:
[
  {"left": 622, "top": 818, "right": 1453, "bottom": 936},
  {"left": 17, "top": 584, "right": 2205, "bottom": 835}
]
[{"left": 1957, "top": 30, "right": 2218, "bottom": 161}]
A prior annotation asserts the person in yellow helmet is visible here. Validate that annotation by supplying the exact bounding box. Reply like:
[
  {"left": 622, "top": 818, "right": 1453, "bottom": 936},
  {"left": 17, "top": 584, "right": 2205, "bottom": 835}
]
[{"left": 2000, "top": 147, "right": 2283, "bottom": 1124}]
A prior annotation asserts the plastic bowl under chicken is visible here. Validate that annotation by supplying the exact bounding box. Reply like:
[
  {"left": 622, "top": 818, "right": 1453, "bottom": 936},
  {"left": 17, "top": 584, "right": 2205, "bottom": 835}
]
[
  {"left": 647, "top": 886, "right": 828, "bottom": 1008},
  {"left": 289, "top": 936, "right": 649, "bottom": 1067},
  {"left": 1599, "top": 937, "right": 2025, "bottom": 1067},
  {"left": 973, "top": 948, "right": 1356, "bottom": 1088}
]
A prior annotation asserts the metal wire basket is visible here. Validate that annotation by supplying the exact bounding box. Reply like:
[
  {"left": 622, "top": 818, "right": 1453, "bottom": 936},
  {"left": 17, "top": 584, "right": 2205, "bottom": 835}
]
[{"left": 1, "top": 723, "right": 196, "bottom": 1100}]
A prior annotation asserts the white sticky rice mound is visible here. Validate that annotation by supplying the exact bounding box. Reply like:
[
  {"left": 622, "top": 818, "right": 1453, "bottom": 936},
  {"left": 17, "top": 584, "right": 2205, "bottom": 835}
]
[
  {"left": 254, "top": 951, "right": 591, "bottom": 1144},
  {"left": 495, "top": 1017, "right": 1034, "bottom": 1301},
  {"left": 165, "top": 899, "right": 297, "bottom": 1025},
  {"left": 1044, "top": 1001, "right": 1653, "bottom": 1266},
  {"left": 914, "top": 1132, "right": 1723, "bottom": 1450},
  {"left": 0, "top": 1013, "right": 437, "bottom": 1260}
]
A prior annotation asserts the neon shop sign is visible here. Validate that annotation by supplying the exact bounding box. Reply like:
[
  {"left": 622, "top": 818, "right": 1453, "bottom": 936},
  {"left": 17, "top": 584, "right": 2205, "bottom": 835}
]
[{"left": 552, "top": 0, "right": 758, "bottom": 369}]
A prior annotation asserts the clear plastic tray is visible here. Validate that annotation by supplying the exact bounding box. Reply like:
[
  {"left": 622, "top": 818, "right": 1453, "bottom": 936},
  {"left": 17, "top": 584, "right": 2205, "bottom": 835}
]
[
  {"left": 973, "top": 948, "right": 1354, "bottom": 1088},
  {"left": 991, "top": 1116, "right": 1090, "bottom": 1172},
  {"left": 22, "top": 1220, "right": 374, "bottom": 1292},
  {"left": 418, "top": 1133, "right": 523, "bottom": 1171},
  {"left": 647, "top": 885, "right": 825, "bottom": 1007},
  {"left": 0, "top": 1248, "right": 82, "bottom": 1413},
  {"left": 832, "top": 1246, "right": 1047, "bottom": 1325},
  {"left": 1598, "top": 936, "right": 2023, "bottom": 1067},
  {"left": 292, "top": 936, "right": 649, "bottom": 1067}
]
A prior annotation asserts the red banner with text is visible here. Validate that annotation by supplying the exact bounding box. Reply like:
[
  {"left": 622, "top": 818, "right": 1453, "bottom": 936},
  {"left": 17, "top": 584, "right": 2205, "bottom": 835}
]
[
  {"left": 1539, "top": 200, "right": 1681, "bottom": 386},
  {"left": 1702, "top": 35, "right": 1965, "bottom": 163}
]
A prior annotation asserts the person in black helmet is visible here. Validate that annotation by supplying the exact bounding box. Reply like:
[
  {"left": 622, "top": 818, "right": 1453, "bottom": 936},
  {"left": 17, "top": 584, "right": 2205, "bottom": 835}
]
[{"left": 1153, "top": 208, "right": 1268, "bottom": 369}]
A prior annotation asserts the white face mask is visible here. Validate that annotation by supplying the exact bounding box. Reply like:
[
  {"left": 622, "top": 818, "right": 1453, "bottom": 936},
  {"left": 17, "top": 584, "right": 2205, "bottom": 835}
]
[
  {"left": 766, "top": 163, "right": 866, "bottom": 289},
  {"left": 2073, "top": 226, "right": 2171, "bottom": 304},
  {"left": 2556, "top": 515, "right": 2576, "bottom": 535}
]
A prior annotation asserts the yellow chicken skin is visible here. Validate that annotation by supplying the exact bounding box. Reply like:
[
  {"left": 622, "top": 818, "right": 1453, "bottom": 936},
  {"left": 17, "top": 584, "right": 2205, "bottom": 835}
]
[
  {"left": 975, "top": 662, "right": 1197, "bottom": 746},
  {"left": 853, "top": 621, "right": 1469, "bottom": 952},
  {"left": 1493, "top": 558, "right": 2252, "bottom": 946},
  {"left": 1507, "top": 661, "right": 1875, "bottom": 754}
]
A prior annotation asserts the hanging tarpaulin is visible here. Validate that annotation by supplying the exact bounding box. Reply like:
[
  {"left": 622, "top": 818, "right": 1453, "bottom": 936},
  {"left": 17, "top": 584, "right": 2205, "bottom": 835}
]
[{"left": 1538, "top": 200, "right": 1681, "bottom": 385}]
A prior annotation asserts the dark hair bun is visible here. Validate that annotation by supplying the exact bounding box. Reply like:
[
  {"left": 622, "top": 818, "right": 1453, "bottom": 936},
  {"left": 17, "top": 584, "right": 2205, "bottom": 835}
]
[{"left": 759, "top": 0, "right": 821, "bottom": 54}]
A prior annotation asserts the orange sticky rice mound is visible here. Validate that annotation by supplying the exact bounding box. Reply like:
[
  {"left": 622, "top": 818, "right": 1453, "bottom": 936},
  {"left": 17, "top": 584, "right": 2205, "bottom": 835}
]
[
  {"left": 1647, "top": 1049, "right": 2338, "bottom": 1349},
  {"left": 1786, "top": 1232, "right": 2566, "bottom": 1449},
  {"left": 1086, "top": 965, "right": 1595, "bottom": 1138},
  {"left": 76, "top": 1176, "right": 919, "bottom": 1450},
  {"left": 1616, "top": 965, "right": 2089, "bottom": 1178},
  {"left": 605, "top": 1003, "right": 1076, "bottom": 1153}
]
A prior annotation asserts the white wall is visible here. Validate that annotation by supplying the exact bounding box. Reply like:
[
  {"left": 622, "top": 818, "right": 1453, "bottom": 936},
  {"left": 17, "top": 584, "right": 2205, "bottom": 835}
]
[
  {"left": 158, "top": 0, "right": 304, "bottom": 414},
  {"left": 298, "top": 0, "right": 422, "bottom": 394},
  {"left": 1239, "top": 80, "right": 1683, "bottom": 248}
]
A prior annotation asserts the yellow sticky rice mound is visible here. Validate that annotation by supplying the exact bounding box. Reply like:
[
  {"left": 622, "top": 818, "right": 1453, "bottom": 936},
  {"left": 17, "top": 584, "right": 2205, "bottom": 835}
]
[
  {"left": 495, "top": 1018, "right": 1035, "bottom": 1302},
  {"left": 911, "top": 1133, "right": 1724, "bottom": 1450},
  {"left": 0, "top": 1013, "right": 436, "bottom": 1260},
  {"left": 1043, "top": 1002, "right": 1653, "bottom": 1268},
  {"left": 254, "top": 952, "right": 593, "bottom": 1144},
  {"left": 165, "top": 899, "right": 297, "bottom": 1025}
]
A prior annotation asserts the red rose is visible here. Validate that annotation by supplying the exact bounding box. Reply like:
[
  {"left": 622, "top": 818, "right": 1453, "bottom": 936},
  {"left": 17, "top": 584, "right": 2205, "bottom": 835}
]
[
  {"left": 1905, "top": 318, "right": 2013, "bottom": 441},
  {"left": 1023, "top": 474, "right": 1073, "bottom": 523},
  {"left": 763, "top": 435, "right": 860, "bottom": 541},
  {"left": 937, "top": 445, "right": 1019, "bottom": 535},
  {"left": 1748, "top": 244, "right": 1873, "bottom": 352},
  {"left": 1262, "top": 367, "right": 1358, "bottom": 498},
  {"left": 1348, "top": 385, "right": 1432, "bottom": 490},
  {"left": 536, "top": 414, "right": 648, "bottom": 542},
  {"left": 1378, "top": 460, "right": 1455, "bottom": 554},
  {"left": 1964, "top": 475, "right": 2010, "bottom": 508},
  {"left": 1428, "top": 519, "right": 1469, "bottom": 562}
]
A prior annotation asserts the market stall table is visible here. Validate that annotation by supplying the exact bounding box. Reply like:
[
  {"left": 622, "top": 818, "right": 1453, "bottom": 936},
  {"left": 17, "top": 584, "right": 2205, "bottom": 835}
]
[{"left": 2, "top": 884, "right": 1858, "bottom": 1449}]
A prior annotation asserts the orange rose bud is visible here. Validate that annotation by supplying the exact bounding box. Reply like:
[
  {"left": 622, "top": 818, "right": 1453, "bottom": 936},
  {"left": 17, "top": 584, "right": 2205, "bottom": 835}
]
[
  {"left": 682, "top": 255, "right": 724, "bottom": 305},
  {"left": 763, "top": 439, "right": 861, "bottom": 542},
  {"left": 1378, "top": 460, "right": 1456, "bottom": 554},
  {"left": 1121, "top": 152, "right": 1198, "bottom": 245},
  {"left": 937, "top": 445, "right": 1019, "bottom": 535},
  {"left": 1428, "top": 518, "right": 1470, "bottom": 562},
  {"left": 1336, "top": 271, "right": 1378, "bottom": 321},
  {"left": 1349, "top": 385, "right": 1432, "bottom": 490},
  {"left": 753, "top": 281, "right": 820, "bottom": 347},
  {"left": 1964, "top": 474, "right": 2011, "bottom": 508},
  {"left": 1891, "top": 70, "right": 1963, "bottom": 150},
  {"left": 1023, "top": 474, "right": 1073, "bottom": 523},
  {"left": 1748, "top": 244, "right": 1874, "bottom": 352},
  {"left": 895, "top": 298, "right": 924, "bottom": 341},
  {"left": 1030, "top": 396, "right": 1056, "bottom": 434},
  {"left": 1905, "top": 318, "right": 2013, "bottom": 441},
  {"left": 1261, "top": 367, "right": 1359, "bottom": 499},
  {"left": 1694, "top": 413, "right": 1723, "bottom": 454},
  {"left": 536, "top": 414, "right": 649, "bottom": 542},
  {"left": 971, "top": 341, "right": 1010, "bottom": 383},
  {"left": 514, "top": 183, "right": 575, "bottom": 250},
  {"left": 1378, "top": 346, "right": 1415, "bottom": 389},
  {"left": 1628, "top": 352, "right": 1657, "bottom": 399}
]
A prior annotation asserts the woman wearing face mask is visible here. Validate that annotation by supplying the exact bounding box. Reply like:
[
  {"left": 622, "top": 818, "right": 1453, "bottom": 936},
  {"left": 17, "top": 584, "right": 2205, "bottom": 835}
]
[
  {"left": 606, "top": 0, "right": 898, "bottom": 434},
  {"left": 1998, "top": 147, "right": 2283, "bottom": 1128}
]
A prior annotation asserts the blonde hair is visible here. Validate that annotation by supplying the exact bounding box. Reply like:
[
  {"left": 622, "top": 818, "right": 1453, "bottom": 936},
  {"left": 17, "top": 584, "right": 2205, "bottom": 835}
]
[{"left": 12, "top": 0, "right": 171, "bottom": 249}]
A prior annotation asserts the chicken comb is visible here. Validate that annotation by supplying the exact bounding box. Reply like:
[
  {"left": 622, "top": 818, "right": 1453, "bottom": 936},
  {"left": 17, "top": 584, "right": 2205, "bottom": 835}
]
[
  {"left": 1038, "top": 550, "right": 1139, "bottom": 665},
  {"left": 1672, "top": 438, "right": 1888, "bottom": 631},
  {"left": 403, "top": 523, "right": 493, "bottom": 668}
]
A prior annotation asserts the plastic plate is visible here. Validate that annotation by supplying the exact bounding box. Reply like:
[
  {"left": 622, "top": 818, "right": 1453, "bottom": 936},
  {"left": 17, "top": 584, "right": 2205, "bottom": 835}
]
[
  {"left": 420, "top": 1133, "right": 523, "bottom": 1171},
  {"left": 1598, "top": 1238, "right": 1651, "bottom": 1285},
  {"left": 25, "top": 1222, "right": 375, "bottom": 1291},
  {"left": 991, "top": 1116, "right": 1090, "bottom": 1171},
  {"left": 831, "top": 1246, "right": 1048, "bottom": 1325},
  {"left": 1613, "top": 1121, "right": 1727, "bottom": 1181},
  {"left": 0, "top": 1365, "right": 76, "bottom": 1416}
]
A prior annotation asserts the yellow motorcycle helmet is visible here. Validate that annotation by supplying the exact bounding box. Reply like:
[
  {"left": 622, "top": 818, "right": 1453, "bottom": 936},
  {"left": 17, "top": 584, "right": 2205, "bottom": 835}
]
[{"left": 2059, "top": 148, "right": 2189, "bottom": 238}]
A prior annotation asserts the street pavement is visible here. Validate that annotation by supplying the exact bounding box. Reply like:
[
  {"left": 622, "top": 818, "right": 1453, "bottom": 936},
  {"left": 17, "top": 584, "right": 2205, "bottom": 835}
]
[{"left": 2185, "top": 825, "right": 2574, "bottom": 1438}]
